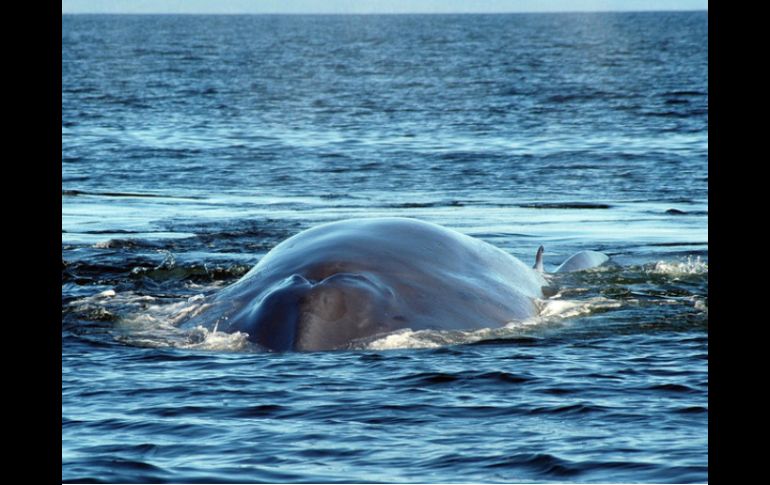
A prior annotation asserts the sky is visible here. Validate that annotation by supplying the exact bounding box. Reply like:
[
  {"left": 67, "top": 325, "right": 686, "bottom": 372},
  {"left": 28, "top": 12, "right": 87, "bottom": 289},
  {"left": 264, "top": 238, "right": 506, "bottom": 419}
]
[{"left": 61, "top": 0, "right": 708, "bottom": 15}]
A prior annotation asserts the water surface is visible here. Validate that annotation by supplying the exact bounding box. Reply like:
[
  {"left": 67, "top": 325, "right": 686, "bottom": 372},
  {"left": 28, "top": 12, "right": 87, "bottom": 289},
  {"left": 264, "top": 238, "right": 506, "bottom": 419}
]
[{"left": 62, "top": 12, "right": 708, "bottom": 483}]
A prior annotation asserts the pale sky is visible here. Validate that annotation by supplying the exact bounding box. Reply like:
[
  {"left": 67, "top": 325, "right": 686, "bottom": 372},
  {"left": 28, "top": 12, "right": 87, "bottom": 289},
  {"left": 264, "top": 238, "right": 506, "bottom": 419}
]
[{"left": 61, "top": 0, "right": 708, "bottom": 14}]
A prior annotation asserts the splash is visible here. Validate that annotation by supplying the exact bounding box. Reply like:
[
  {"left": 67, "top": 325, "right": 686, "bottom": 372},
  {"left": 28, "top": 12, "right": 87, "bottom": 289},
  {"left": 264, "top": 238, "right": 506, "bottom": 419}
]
[
  {"left": 647, "top": 256, "right": 708, "bottom": 277},
  {"left": 69, "top": 286, "right": 254, "bottom": 352},
  {"left": 113, "top": 310, "right": 254, "bottom": 352},
  {"left": 178, "top": 326, "right": 253, "bottom": 351}
]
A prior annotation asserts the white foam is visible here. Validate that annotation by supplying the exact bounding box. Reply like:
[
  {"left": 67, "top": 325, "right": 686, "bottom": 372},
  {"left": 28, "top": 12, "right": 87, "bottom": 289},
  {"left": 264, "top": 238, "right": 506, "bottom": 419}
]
[
  {"left": 76, "top": 289, "right": 150, "bottom": 305},
  {"left": 67, "top": 281, "right": 256, "bottom": 352},
  {"left": 536, "top": 298, "right": 583, "bottom": 318},
  {"left": 358, "top": 329, "right": 444, "bottom": 350},
  {"left": 357, "top": 294, "right": 623, "bottom": 351},
  {"left": 647, "top": 256, "right": 708, "bottom": 277},
  {"left": 166, "top": 301, "right": 212, "bottom": 324},
  {"left": 178, "top": 326, "right": 253, "bottom": 351},
  {"left": 536, "top": 296, "right": 620, "bottom": 320},
  {"left": 113, "top": 311, "right": 255, "bottom": 352}
]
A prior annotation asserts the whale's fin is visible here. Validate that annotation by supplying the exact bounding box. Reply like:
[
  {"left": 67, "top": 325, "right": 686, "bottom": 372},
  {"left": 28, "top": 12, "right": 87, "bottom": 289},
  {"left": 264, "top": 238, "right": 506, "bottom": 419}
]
[
  {"left": 533, "top": 245, "right": 545, "bottom": 273},
  {"left": 555, "top": 250, "right": 610, "bottom": 273}
]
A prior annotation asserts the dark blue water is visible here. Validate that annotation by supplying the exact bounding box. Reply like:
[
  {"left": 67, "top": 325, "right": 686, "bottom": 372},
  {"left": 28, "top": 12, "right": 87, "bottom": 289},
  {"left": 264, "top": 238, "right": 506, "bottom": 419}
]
[{"left": 62, "top": 12, "right": 708, "bottom": 483}]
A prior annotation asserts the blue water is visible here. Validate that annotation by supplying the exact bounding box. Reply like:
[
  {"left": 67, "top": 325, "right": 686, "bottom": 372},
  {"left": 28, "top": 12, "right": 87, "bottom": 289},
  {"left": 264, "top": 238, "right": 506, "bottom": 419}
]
[{"left": 62, "top": 12, "right": 708, "bottom": 483}]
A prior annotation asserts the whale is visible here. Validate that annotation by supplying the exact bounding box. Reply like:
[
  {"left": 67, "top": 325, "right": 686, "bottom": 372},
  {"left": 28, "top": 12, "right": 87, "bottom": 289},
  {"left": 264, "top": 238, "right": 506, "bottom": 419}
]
[
  {"left": 533, "top": 245, "right": 610, "bottom": 273},
  {"left": 178, "top": 217, "right": 608, "bottom": 351},
  {"left": 554, "top": 250, "right": 610, "bottom": 273}
]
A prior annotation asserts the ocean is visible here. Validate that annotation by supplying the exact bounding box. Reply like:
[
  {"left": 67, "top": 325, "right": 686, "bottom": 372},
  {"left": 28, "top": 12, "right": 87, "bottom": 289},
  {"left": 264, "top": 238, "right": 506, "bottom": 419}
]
[{"left": 62, "top": 12, "right": 708, "bottom": 483}]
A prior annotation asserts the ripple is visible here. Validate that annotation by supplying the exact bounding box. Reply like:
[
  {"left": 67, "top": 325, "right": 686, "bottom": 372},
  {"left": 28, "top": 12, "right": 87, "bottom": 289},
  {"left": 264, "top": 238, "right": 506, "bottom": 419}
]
[
  {"left": 516, "top": 202, "right": 613, "bottom": 209},
  {"left": 483, "top": 452, "right": 581, "bottom": 477},
  {"left": 527, "top": 403, "right": 612, "bottom": 416},
  {"left": 643, "top": 383, "right": 700, "bottom": 393},
  {"left": 395, "top": 370, "right": 535, "bottom": 386}
]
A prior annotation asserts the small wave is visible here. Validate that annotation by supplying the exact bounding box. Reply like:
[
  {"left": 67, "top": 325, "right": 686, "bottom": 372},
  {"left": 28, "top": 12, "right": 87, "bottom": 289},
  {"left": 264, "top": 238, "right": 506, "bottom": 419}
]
[
  {"left": 664, "top": 90, "right": 707, "bottom": 97},
  {"left": 527, "top": 403, "right": 611, "bottom": 416},
  {"left": 643, "top": 383, "right": 698, "bottom": 393},
  {"left": 674, "top": 406, "right": 708, "bottom": 414},
  {"left": 666, "top": 208, "right": 688, "bottom": 215},
  {"left": 62, "top": 189, "right": 206, "bottom": 200},
  {"left": 645, "top": 241, "right": 708, "bottom": 247},
  {"left": 546, "top": 92, "right": 609, "bottom": 103},
  {"left": 664, "top": 208, "right": 708, "bottom": 216},
  {"left": 517, "top": 202, "right": 612, "bottom": 209},
  {"left": 397, "top": 370, "right": 534, "bottom": 386},
  {"left": 384, "top": 200, "right": 465, "bottom": 209},
  {"left": 484, "top": 452, "right": 581, "bottom": 477},
  {"left": 643, "top": 109, "right": 707, "bottom": 118}
]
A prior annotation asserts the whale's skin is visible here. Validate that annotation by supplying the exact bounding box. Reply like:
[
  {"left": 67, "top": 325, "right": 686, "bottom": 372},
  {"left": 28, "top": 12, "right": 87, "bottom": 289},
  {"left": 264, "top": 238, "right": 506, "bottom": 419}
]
[
  {"left": 179, "top": 217, "right": 549, "bottom": 351},
  {"left": 554, "top": 250, "right": 610, "bottom": 273}
]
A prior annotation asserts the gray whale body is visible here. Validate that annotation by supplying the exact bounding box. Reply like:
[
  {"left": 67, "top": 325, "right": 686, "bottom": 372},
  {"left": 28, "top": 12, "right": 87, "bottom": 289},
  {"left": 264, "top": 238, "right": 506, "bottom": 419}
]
[{"left": 179, "top": 218, "right": 599, "bottom": 351}]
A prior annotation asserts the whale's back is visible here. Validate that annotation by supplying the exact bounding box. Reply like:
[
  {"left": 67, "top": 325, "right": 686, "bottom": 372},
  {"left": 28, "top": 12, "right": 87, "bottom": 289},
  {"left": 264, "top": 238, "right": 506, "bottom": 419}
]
[{"left": 183, "top": 218, "right": 548, "bottom": 350}]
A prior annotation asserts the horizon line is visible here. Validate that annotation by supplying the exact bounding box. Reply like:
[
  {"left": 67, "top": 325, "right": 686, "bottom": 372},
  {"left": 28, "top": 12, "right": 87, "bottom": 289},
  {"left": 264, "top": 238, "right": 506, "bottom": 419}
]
[{"left": 61, "top": 9, "right": 707, "bottom": 16}]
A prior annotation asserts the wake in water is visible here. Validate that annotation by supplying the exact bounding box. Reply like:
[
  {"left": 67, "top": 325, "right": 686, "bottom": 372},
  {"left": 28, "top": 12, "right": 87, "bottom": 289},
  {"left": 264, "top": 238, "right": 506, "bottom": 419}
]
[{"left": 105, "top": 290, "right": 615, "bottom": 352}]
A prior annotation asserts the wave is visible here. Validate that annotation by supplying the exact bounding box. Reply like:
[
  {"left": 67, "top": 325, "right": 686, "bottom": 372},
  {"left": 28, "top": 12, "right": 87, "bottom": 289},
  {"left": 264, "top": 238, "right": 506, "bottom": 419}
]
[
  {"left": 62, "top": 189, "right": 206, "bottom": 200},
  {"left": 516, "top": 202, "right": 612, "bottom": 209},
  {"left": 395, "top": 370, "right": 535, "bottom": 386}
]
